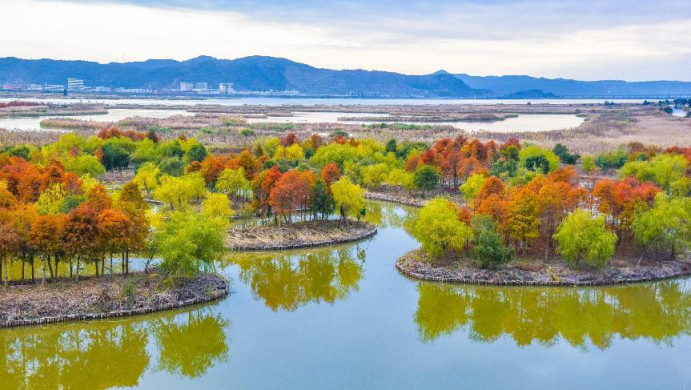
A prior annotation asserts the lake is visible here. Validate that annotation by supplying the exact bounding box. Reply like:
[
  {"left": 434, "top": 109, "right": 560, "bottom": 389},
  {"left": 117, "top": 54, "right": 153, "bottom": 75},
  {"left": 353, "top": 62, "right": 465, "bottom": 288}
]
[
  {"left": 0, "top": 106, "right": 585, "bottom": 133},
  {"left": 0, "top": 97, "right": 646, "bottom": 107},
  {"left": 246, "top": 111, "right": 585, "bottom": 132},
  {"left": 0, "top": 108, "right": 192, "bottom": 132},
  {"left": 1, "top": 201, "right": 689, "bottom": 389}
]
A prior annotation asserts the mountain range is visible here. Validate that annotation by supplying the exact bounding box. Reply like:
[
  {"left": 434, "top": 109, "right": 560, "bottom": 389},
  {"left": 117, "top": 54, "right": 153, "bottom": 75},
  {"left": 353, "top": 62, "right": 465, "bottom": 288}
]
[{"left": 1, "top": 55, "right": 690, "bottom": 98}]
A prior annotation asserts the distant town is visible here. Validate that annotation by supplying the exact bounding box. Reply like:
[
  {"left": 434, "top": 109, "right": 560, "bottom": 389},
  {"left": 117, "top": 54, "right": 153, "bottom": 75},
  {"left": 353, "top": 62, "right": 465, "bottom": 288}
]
[{"left": 1, "top": 78, "right": 302, "bottom": 97}]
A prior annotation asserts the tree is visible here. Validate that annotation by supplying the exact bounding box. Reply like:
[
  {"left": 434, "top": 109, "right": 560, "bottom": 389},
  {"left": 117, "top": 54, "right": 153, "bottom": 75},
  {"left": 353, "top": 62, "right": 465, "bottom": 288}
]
[
  {"left": 100, "top": 142, "right": 131, "bottom": 171},
  {"left": 331, "top": 177, "right": 365, "bottom": 226},
  {"left": 413, "top": 164, "right": 439, "bottom": 197},
  {"left": 64, "top": 204, "right": 101, "bottom": 279},
  {"left": 620, "top": 153, "right": 687, "bottom": 193},
  {"left": 552, "top": 143, "right": 580, "bottom": 165},
  {"left": 411, "top": 197, "right": 472, "bottom": 257},
  {"left": 269, "top": 170, "right": 312, "bottom": 223},
  {"left": 505, "top": 187, "right": 541, "bottom": 250},
  {"left": 553, "top": 209, "right": 618, "bottom": 268},
  {"left": 459, "top": 173, "right": 486, "bottom": 205},
  {"left": 216, "top": 168, "right": 251, "bottom": 199},
  {"left": 29, "top": 214, "right": 65, "bottom": 283},
  {"left": 155, "top": 211, "right": 225, "bottom": 277},
  {"left": 361, "top": 163, "right": 389, "bottom": 189},
  {"left": 471, "top": 215, "right": 512, "bottom": 269},
  {"left": 309, "top": 179, "right": 334, "bottom": 219},
  {"left": 98, "top": 209, "right": 131, "bottom": 275},
  {"left": 154, "top": 173, "right": 206, "bottom": 210},
  {"left": 184, "top": 144, "right": 208, "bottom": 164},
  {"left": 64, "top": 155, "right": 106, "bottom": 177},
  {"left": 632, "top": 193, "right": 690, "bottom": 258},
  {"left": 35, "top": 183, "right": 66, "bottom": 215},
  {"left": 133, "top": 162, "right": 160, "bottom": 195},
  {"left": 201, "top": 193, "right": 234, "bottom": 228},
  {"left": 519, "top": 145, "right": 560, "bottom": 173},
  {"left": 320, "top": 163, "right": 341, "bottom": 189}
]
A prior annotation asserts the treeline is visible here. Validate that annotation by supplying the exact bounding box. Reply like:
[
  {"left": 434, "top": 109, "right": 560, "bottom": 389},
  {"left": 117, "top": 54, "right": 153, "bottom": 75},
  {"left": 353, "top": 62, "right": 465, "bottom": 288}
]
[
  {"left": 407, "top": 137, "right": 689, "bottom": 269},
  {"left": 1, "top": 127, "right": 688, "bottom": 279}
]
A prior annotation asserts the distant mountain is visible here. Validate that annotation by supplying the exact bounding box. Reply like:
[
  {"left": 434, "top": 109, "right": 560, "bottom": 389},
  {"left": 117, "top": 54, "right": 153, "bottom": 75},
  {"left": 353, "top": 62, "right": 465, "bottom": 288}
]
[
  {"left": 2, "top": 55, "right": 689, "bottom": 98},
  {"left": 454, "top": 74, "right": 691, "bottom": 97},
  {"left": 500, "top": 90, "right": 558, "bottom": 99},
  {"left": 0, "top": 56, "right": 484, "bottom": 98}
]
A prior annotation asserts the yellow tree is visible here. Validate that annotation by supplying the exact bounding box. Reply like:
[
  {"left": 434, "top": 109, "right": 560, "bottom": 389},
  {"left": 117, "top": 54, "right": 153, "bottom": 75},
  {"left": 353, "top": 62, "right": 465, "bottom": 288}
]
[
  {"left": 411, "top": 197, "right": 472, "bottom": 257},
  {"left": 331, "top": 177, "right": 365, "bottom": 226}
]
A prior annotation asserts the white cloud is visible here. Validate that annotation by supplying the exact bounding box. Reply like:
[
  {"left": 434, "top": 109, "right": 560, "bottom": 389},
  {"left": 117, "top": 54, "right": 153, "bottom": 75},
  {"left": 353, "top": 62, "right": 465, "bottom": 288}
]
[{"left": 1, "top": 0, "right": 690, "bottom": 80}]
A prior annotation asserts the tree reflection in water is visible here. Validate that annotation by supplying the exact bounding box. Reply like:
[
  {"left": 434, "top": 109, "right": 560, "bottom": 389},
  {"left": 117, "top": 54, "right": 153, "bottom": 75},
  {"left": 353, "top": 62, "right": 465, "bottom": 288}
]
[
  {"left": 233, "top": 246, "right": 365, "bottom": 312},
  {"left": 0, "top": 306, "right": 228, "bottom": 388},
  {"left": 415, "top": 280, "right": 691, "bottom": 349}
]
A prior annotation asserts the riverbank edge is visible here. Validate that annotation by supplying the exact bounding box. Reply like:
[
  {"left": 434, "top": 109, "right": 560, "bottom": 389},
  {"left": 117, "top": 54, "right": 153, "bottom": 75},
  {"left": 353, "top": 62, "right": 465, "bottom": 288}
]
[
  {"left": 228, "top": 222, "right": 377, "bottom": 251},
  {"left": 0, "top": 273, "right": 229, "bottom": 329},
  {"left": 396, "top": 249, "right": 691, "bottom": 287},
  {"left": 364, "top": 191, "right": 427, "bottom": 207}
]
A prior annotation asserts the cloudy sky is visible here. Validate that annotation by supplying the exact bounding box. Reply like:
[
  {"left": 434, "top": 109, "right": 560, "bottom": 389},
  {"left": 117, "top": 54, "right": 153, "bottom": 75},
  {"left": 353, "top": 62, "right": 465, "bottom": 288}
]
[{"left": 1, "top": 0, "right": 690, "bottom": 80}]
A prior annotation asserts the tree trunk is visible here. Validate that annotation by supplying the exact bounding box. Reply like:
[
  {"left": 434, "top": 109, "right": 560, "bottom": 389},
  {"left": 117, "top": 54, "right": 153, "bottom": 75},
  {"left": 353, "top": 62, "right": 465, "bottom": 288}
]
[{"left": 47, "top": 255, "right": 54, "bottom": 281}]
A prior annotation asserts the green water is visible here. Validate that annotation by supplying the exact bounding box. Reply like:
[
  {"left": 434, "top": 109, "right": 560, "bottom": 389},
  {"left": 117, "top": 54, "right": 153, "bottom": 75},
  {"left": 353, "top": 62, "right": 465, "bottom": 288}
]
[{"left": 1, "top": 201, "right": 689, "bottom": 389}]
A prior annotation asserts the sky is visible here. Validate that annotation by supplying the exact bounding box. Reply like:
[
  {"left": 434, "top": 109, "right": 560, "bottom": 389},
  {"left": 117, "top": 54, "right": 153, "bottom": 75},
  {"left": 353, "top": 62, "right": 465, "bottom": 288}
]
[{"left": 1, "top": 0, "right": 690, "bottom": 81}]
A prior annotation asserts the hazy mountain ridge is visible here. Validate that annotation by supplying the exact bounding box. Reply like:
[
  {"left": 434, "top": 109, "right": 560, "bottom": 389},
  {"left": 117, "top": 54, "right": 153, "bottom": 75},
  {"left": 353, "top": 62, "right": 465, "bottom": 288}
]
[
  {"left": 454, "top": 74, "right": 691, "bottom": 97},
  {"left": 1, "top": 55, "right": 690, "bottom": 97},
  {"left": 0, "top": 56, "right": 482, "bottom": 97}
]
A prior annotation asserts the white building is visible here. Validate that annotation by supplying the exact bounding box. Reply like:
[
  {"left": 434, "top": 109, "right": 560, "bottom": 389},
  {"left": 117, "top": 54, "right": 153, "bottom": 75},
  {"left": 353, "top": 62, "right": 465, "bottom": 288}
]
[
  {"left": 194, "top": 81, "right": 208, "bottom": 90},
  {"left": 179, "top": 82, "right": 194, "bottom": 91},
  {"left": 219, "top": 83, "right": 235, "bottom": 95},
  {"left": 67, "top": 78, "right": 85, "bottom": 91}
]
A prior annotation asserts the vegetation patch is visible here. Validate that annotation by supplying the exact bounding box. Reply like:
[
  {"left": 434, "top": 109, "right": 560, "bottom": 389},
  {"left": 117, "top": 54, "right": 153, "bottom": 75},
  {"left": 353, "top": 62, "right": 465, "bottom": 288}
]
[
  {"left": 397, "top": 249, "right": 691, "bottom": 286},
  {"left": 0, "top": 272, "right": 228, "bottom": 328},
  {"left": 227, "top": 220, "right": 376, "bottom": 251}
]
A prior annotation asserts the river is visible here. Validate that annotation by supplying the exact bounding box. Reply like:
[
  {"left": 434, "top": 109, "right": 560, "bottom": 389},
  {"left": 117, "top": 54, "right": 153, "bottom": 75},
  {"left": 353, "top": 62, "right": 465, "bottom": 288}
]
[{"left": 1, "top": 201, "right": 689, "bottom": 389}]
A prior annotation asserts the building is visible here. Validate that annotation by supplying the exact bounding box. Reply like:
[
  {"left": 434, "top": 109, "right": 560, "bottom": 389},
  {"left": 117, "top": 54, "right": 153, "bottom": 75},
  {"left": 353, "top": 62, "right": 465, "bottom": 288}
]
[
  {"left": 219, "top": 83, "right": 235, "bottom": 95},
  {"left": 194, "top": 82, "right": 208, "bottom": 90},
  {"left": 67, "top": 78, "right": 85, "bottom": 91},
  {"left": 179, "top": 82, "right": 194, "bottom": 91}
]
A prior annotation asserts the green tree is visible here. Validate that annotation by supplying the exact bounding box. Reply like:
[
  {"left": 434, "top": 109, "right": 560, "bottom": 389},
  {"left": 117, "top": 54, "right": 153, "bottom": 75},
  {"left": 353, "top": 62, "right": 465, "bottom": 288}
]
[
  {"left": 216, "top": 168, "right": 251, "bottom": 199},
  {"left": 459, "top": 173, "right": 486, "bottom": 204},
  {"left": 65, "top": 155, "right": 106, "bottom": 177},
  {"left": 101, "top": 142, "right": 131, "bottom": 170},
  {"left": 309, "top": 179, "right": 335, "bottom": 219},
  {"left": 184, "top": 144, "right": 208, "bottom": 164},
  {"left": 411, "top": 197, "right": 472, "bottom": 257},
  {"left": 471, "top": 215, "right": 512, "bottom": 269},
  {"left": 552, "top": 143, "right": 580, "bottom": 165},
  {"left": 413, "top": 164, "right": 440, "bottom": 197},
  {"left": 553, "top": 209, "right": 617, "bottom": 268},
  {"left": 519, "top": 145, "right": 560, "bottom": 173},
  {"left": 632, "top": 193, "right": 690, "bottom": 258},
  {"left": 155, "top": 211, "right": 225, "bottom": 277}
]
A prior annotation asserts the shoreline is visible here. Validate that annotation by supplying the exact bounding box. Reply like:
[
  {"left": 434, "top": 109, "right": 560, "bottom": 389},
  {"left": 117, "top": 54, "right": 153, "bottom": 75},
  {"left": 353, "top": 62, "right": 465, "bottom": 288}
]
[
  {"left": 0, "top": 273, "right": 229, "bottom": 329},
  {"left": 227, "top": 220, "right": 377, "bottom": 251},
  {"left": 364, "top": 191, "right": 427, "bottom": 207},
  {"left": 396, "top": 249, "right": 691, "bottom": 287}
]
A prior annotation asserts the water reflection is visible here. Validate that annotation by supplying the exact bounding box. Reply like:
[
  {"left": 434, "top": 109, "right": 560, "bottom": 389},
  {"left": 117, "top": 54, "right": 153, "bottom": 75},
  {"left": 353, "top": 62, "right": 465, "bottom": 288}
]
[
  {"left": 0, "top": 305, "right": 228, "bottom": 388},
  {"left": 232, "top": 246, "right": 365, "bottom": 312},
  {"left": 414, "top": 280, "right": 691, "bottom": 349},
  {"left": 153, "top": 310, "right": 229, "bottom": 378}
]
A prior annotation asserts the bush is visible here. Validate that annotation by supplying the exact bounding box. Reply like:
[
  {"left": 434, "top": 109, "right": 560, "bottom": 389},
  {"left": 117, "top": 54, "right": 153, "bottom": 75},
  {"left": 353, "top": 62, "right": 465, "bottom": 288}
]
[{"left": 471, "top": 215, "right": 512, "bottom": 269}]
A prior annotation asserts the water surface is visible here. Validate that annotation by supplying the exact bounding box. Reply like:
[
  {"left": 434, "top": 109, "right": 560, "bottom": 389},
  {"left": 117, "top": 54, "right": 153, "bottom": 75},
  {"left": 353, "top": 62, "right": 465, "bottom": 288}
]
[{"left": 0, "top": 201, "right": 689, "bottom": 389}]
